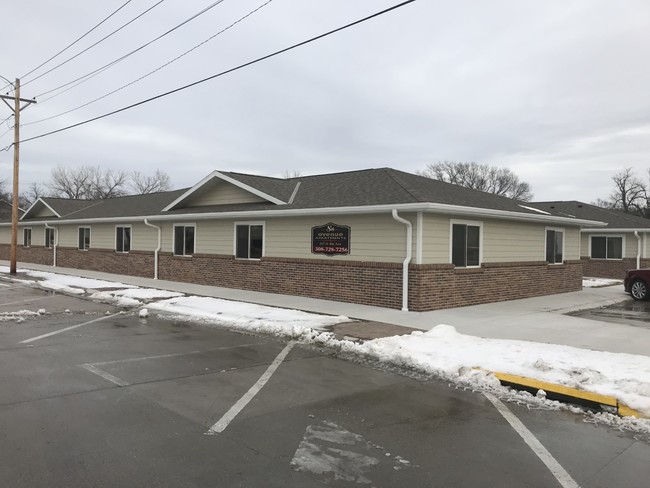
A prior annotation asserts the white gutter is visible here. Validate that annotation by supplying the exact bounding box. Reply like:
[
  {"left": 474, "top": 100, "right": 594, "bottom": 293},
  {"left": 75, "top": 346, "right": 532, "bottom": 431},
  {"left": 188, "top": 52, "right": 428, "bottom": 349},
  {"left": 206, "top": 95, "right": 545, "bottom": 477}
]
[
  {"left": 44, "top": 223, "right": 57, "bottom": 267},
  {"left": 581, "top": 228, "right": 650, "bottom": 233},
  {"left": 392, "top": 209, "right": 412, "bottom": 312},
  {"left": 8, "top": 202, "right": 607, "bottom": 228},
  {"left": 144, "top": 218, "right": 161, "bottom": 279},
  {"left": 634, "top": 231, "right": 641, "bottom": 269}
]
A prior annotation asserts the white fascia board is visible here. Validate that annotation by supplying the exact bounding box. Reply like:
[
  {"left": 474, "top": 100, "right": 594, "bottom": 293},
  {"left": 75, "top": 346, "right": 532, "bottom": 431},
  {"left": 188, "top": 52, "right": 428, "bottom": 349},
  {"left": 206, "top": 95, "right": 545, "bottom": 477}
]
[
  {"left": 20, "top": 198, "right": 61, "bottom": 221},
  {"left": 581, "top": 227, "right": 650, "bottom": 233},
  {"left": 5, "top": 202, "right": 606, "bottom": 227},
  {"left": 161, "top": 170, "right": 286, "bottom": 211}
]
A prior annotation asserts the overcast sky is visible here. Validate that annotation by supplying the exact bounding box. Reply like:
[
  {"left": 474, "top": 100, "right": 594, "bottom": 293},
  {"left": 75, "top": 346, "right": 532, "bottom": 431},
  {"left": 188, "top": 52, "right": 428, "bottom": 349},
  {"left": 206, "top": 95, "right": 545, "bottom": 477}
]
[{"left": 1, "top": 0, "right": 649, "bottom": 202}]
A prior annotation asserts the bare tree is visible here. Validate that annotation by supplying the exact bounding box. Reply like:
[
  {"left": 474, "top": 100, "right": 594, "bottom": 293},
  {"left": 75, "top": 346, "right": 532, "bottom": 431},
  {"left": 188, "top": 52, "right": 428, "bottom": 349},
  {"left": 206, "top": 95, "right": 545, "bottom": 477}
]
[
  {"left": 418, "top": 161, "right": 534, "bottom": 201},
  {"left": 47, "top": 165, "right": 128, "bottom": 199},
  {"left": 19, "top": 182, "right": 46, "bottom": 207},
  {"left": 130, "top": 169, "right": 171, "bottom": 194},
  {"left": 281, "top": 169, "right": 302, "bottom": 179},
  {"left": 609, "top": 167, "right": 646, "bottom": 214}
]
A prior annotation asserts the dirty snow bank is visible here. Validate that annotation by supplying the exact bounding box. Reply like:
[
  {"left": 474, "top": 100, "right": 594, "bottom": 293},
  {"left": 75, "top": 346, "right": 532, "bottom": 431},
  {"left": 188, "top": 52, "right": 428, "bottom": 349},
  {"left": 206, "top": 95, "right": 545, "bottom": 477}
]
[
  {"left": 147, "top": 295, "right": 349, "bottom": 333},
  {"left": 342, "top": 324, "right": 650, "bottom": 417},
  {"left": 583, "top": 277, "right": 623, "bottom": 288},
  {"left": 0, "top": 266, "right": 135, "bottom": 293}
]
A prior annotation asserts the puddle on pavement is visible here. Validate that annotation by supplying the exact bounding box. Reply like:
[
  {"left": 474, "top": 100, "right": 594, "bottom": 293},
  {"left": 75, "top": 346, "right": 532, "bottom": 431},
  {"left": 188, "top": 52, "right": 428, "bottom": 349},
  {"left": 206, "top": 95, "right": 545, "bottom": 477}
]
[{"left": 569, "top": 298, "right": 650, "bottom": 328}]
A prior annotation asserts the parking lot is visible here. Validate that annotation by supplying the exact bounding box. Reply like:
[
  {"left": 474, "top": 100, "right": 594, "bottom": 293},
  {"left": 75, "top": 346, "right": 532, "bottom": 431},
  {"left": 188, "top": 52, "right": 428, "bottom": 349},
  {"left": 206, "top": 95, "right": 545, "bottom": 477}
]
[
  {"left": 1, "top": 281, "right": 649, "bottom": 488},
  {"left": 571, "top": 297, "right": 650, "bottom": 329}
]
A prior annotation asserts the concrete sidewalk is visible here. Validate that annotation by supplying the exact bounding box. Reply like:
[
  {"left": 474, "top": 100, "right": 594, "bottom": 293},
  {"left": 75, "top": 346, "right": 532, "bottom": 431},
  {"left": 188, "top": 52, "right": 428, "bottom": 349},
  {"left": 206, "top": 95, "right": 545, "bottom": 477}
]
[{"left": 4, "top": 261, "right": 649, "bottom": 356}]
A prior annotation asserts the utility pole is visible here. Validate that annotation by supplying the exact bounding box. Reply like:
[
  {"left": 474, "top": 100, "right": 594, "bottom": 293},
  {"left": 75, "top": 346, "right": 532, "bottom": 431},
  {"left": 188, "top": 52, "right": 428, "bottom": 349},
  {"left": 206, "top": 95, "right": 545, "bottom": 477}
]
[{"left": 0, "top": 78, "right": 36, "bottom": 274}]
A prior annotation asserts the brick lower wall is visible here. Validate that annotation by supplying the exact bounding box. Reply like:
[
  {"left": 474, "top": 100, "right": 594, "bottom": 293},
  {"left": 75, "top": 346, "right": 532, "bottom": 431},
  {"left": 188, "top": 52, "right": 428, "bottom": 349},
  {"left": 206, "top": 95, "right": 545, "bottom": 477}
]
[
  {"left": 2, "top": 244, "right": 583, "bottom": 311},
  {"left": 0, "top": 245, "right": 54, "bottom": 266},
  {"left": 580, "top": 257, "right": 650, "bottom": 280}
]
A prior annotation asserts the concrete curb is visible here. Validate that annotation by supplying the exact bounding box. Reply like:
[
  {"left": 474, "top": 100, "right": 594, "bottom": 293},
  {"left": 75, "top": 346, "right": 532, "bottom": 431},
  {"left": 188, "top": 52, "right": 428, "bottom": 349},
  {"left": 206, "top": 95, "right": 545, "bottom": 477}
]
[{"left": 494, "top": 372, "right": 647, "bottom": 419}]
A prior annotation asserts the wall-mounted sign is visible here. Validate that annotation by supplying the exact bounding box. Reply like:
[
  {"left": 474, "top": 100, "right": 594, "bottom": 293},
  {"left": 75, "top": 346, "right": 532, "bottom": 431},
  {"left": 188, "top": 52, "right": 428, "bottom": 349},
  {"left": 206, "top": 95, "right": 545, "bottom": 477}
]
[{"left": 311, "top": 223, "right": 351, "bottom": 256}]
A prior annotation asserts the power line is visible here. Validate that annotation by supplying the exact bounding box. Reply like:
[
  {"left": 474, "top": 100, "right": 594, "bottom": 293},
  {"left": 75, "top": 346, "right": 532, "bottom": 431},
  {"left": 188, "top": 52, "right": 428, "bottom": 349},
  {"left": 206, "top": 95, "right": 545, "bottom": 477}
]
[
  {"left": 24, "top": 0, "right": 274, "bottom": 127},
  {"left": 22, "top": 0, "right": 168, "bottom": 87},
  {"left": 13, "top": 0, "right": 417, "bottom": 148},
  {"left": 32, "top": 0, "right": 227, "bottom": 98},
  {"left": 21, "top": 0, "right": 136, "bottom": 80}
]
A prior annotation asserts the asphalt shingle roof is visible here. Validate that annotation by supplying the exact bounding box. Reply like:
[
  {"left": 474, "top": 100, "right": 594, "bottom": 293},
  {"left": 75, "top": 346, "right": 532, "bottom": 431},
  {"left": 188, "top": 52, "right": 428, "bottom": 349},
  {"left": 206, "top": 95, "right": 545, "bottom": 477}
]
[
  {"left": 17, "top": 168, "right": 601, "bottom": 223},
  {"left": 530, "top": 201, "right": 650, "bottom": 229}
]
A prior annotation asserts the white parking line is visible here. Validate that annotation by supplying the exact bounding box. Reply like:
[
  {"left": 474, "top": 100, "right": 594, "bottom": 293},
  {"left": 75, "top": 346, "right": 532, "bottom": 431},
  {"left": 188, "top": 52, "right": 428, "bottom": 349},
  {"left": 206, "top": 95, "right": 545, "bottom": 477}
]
[
  {"left": 80, "top": 364, "right": 130, "bottom": 387},
  {"left": 206, "top": 341, "right": 296, "bottom": 435},
  {"left": 20, "top": 313, "right": 122, "bottom": 344},
  {"left": 484, "top": 392, "right": 581, "bottom": 488}
]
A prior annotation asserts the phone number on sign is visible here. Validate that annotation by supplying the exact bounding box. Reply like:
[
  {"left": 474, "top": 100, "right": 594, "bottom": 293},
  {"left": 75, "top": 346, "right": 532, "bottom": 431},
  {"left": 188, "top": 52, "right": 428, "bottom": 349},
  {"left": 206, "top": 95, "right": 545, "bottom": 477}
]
[{"left": 314, "top": 246, "right": 349, "bottom": 253}]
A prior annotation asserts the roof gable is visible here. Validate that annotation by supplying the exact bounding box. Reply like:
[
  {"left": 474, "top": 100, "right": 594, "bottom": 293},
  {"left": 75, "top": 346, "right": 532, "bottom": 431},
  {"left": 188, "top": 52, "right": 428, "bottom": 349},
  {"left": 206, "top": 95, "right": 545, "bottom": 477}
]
[
  {"left": 163, "top": 171, "right": 289, "bottom": 211},
  {"left": 20, "top": 198, "right": 61, "bottom": 220}
]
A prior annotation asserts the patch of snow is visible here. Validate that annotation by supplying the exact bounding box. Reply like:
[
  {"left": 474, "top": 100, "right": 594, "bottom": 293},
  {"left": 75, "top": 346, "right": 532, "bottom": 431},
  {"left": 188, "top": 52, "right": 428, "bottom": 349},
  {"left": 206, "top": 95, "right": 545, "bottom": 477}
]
[
  {"left": 112, "top": 288, "right": 182, "bottom": 300},
  {"left": 343, "top": 324, "right": 650, "bottom": 417},
  {"left": 38, "top": 281, "right": 85, "bottom": 295},
  {"left": 0, "top": 309, "right": 43, "bottom": 322},
  {"left": 583, "top": 277, "right": 623, "bottom": 288},
  {"left": 139, "top": 308, "right": 149, "bottom": 318},
  {"left": 23, "top": 270, "right": 135, "bottom": 290},
  {"left": 518, "top": 204, "right": 550, "bottom": 215},
  {"left": 148, "top": 296, "right": 348, "bottom": 334},
  {"left": 90, "top": 291, "right": 141, "bottom": 307}
]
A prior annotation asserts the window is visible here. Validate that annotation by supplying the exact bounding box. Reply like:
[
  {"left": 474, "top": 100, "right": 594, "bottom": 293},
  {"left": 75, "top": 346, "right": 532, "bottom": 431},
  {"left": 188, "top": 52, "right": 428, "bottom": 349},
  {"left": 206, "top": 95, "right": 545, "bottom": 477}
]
[
  {"left": 235, "top": 223, "right": 264, "bottom": 259},
  {"left": 23, "top": 228, "right": 32, "bottom": 247},
  {"left": 116, "top": 226, "right": 131, "bottom": 253},
  {"left": 78, "top": 227, "right": 91, "bottom": 250},
  {"left": 174, "top": 225, "right": 195, "bottom": 256},
  {"left": 545, "top": 229, "right": 564, "bottom": 264},
  {"left": 591, "top": 236, "right": 623, "bottom": 259},
  {"left": 45, "top": 228, "right": 55, "bottom": 248},
  {"left": 451, "top": 222, "right": 480, "bottom": 267}
]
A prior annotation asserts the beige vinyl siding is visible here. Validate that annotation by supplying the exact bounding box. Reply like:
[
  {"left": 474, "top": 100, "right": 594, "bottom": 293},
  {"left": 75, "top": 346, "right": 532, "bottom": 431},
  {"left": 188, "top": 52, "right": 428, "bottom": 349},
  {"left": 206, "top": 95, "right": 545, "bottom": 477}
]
[
  {"left": 0, "top": 226, "right": 9, "bottom": 244},
  {"left": 24, "top": 226, "right": 45, "bottom": 246},
  {"left": 56, "top": 224, "right": 81, "bottom": 248},
  {"left": 420, "top": 214, "right": 450, "bottom": 263},
  {"left": 33, "top": 206, "right": 57, "bottom": 218},
  {"left": 580, "top": 233, "right": 589, "bottom": 257},
  {"left": 183, "top": 180, "right": 266, "bottom": 207},
  {"left": 481, "top": 219, "right": 546, "bottom": 263},
  {"left": 264, "top": 214, "right": 415, "bottom": 262},
  {"left": 563, "top": 227, "right": 580, "bottom": 260},
  {"left": 624, "top": 233, "right": 638, "bottom": 259}
]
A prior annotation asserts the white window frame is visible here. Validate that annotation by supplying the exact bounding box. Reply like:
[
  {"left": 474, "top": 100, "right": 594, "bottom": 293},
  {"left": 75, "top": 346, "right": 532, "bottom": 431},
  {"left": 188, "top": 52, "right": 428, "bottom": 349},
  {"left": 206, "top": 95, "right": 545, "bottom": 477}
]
[
  {"left": 173, "top": 223, "right": 196, "bottom": 256},
  {"left": 588, "top": 234, "right": 625, "bottom": 260},
  {"left": 23, "top": 227, "right": 32, "bottom": 247},
  {"left": 78, "top": 226, "right": 91, "bottom": 251},
  {"left": 233, "top": 221, "right": 266, "bottom": 260},
  {"left": 449, "top": 219, "right": 483, "bottom": 268},
  {"left": 544, "top": 227, "right": 565, "bottom": 264},
  {"left": 44, "top": 228, "right": 55, "bottom": 248},
  {"left": 115, "top": 225, "right": 132, "bottom": 253}
]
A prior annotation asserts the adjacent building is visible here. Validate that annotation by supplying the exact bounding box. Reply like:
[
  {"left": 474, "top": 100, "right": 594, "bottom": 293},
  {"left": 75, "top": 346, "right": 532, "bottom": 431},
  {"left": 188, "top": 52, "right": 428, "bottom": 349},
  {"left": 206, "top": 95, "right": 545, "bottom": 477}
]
[{"left": 0, "top": 168, "right": 605, "bottom": 311}]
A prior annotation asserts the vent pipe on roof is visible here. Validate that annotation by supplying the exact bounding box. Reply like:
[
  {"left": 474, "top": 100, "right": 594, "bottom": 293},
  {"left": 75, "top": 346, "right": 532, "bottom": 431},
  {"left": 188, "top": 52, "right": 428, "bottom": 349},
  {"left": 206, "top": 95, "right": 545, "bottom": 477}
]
[
  {"left": 44, "top": 223, "right": 57, "bottom": 267},
  {"left": 392, "top": 209, "right": 412, "bottom": 311},
  {"left": 144, "top": 219, "right": 161, "bottom": 279},
  {"left": 634, "top": 231, "right": 641, "bottom": 269}
]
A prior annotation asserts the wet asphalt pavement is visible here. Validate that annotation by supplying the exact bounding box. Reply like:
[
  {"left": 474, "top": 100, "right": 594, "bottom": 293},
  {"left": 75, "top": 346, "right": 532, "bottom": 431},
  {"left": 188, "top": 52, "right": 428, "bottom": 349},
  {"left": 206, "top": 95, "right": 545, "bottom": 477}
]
[
  {"left": 571, "top": 296, "right": 650, "bottom": 328},
  {"left": 1, "top": 281, "right": 649, "bottom": 488}
]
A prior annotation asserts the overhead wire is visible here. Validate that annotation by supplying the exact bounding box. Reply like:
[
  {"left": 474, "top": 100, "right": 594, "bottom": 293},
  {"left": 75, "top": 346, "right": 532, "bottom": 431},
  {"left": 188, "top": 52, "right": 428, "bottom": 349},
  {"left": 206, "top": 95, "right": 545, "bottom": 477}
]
[
  {"left": 22, "top": 0, "right": 168, "bottom": 87},
  {"left": 32, "top": 0, "right": 227, "bottom": 98},
  {"left": 24, "top": 0, "right": 274, "bottom": 127},
  {"left": 8, "top": 0, "right": 416, "bottom": 149},
  {"left": 20, "top": 0, "right": 136, "bottom": 80}
]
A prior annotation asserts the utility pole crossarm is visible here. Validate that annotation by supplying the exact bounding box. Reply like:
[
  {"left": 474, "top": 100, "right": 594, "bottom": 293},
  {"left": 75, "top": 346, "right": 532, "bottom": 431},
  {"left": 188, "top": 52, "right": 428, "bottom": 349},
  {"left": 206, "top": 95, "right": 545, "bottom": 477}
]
[{"left": 0, "top": 94, "right": 35, "bottom": 104}]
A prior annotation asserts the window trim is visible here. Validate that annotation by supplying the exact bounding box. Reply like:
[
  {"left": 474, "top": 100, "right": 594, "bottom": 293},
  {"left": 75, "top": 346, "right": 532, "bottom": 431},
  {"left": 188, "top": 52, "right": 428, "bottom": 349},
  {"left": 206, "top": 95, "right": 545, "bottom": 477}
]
[
  {"left": 233, "top": 221, "right": 266, "bottom": 260},
  {"left": 78, "top": 226, "right": 91, "bottom": 251},
  {"left": 44, "top": 228, "right": 55, "bottom": 249},
  {"left": 545, "top": 227, "right": 565, "bottom": 264},
  {"left": 23, "top": 227, "right": 32, "bottom": 247},
  {"left": 449, "top": 219, "right": 483, "bottom": 268},
  {"left": 589, "top": 234, "right": 624, "bottom": 260},
  {"left": 115, "top": 225, "right": 132, "bottom": 254},
  {"left": 172, "top": 223, "right": 196, "bottom": 256}
]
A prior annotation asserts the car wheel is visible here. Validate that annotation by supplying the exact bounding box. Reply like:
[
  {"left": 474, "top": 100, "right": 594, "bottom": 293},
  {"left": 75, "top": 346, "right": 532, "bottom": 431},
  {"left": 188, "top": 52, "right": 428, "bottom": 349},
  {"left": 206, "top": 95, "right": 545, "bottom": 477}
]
[{"left": 630, "top": 279, "right": 648, "bottom": 301}]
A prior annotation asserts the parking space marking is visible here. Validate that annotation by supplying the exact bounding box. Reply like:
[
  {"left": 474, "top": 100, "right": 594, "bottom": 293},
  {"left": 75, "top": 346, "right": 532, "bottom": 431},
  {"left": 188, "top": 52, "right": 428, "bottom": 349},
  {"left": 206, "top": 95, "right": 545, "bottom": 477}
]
[
  {"left": 20, "top": 313, "right": 122, "bottom": 344},
  {"left": 80, "top": 364, "right": 130, "bottom": 387},
  {"left": 0, "top": 296, "right": 52, "bottom": 308},
  {"left": 484, "top": 392, "right": 580, "bottom": 488},
  {"left": 206, "top": 340, "right": 296, "bottom": 435}
]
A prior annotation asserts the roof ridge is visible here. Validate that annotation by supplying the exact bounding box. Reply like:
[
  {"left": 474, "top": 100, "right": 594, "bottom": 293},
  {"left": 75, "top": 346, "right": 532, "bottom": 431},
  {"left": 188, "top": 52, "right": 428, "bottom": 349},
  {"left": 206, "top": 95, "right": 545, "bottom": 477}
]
[{"left": 382, "top": 168, "right": 422, "bottom": 202}]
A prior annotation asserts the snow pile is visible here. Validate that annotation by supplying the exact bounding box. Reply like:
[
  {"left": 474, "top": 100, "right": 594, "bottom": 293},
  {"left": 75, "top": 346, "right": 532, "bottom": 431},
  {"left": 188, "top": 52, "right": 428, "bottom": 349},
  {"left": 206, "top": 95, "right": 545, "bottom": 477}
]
[
  {"left": 0, "top": 309, "right": 46, "bottom": 323},
  {"left": 344, "top": 325, "right": 650, "bottom": 417},
  {"left": 90, "top": 288, "right": 182, "bottom": 307},
  {"left": 147, "top": 295, "right": 349, "bottom": 334},
  {"left": 0, "top": 266, "right": 135, "bottom": 294},
  {"left": 583, "top": 277, "right": 623, "bottom": 288}
]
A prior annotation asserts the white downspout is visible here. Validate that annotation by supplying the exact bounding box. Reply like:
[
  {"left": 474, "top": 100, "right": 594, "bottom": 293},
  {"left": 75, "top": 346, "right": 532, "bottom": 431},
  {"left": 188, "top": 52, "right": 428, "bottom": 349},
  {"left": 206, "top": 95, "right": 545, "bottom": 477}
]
[
  {"left": 392, "top": 209, "right": 412, "bottom": 312},
  {"left": 144, "top": 218, "right": 161, "bottom": 279},
  {"left": 634, "top": 231, "right": 641, "bottom": 269},
  {"left": 44, "top": 223, "right": 57, "bottom": 267}
]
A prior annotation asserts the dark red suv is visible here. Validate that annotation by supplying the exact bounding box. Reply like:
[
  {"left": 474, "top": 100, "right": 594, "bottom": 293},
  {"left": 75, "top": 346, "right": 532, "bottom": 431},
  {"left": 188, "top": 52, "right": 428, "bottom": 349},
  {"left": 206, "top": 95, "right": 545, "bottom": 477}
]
[{"left": 624, "top": 269, "right": 650, "bottom": 300}]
